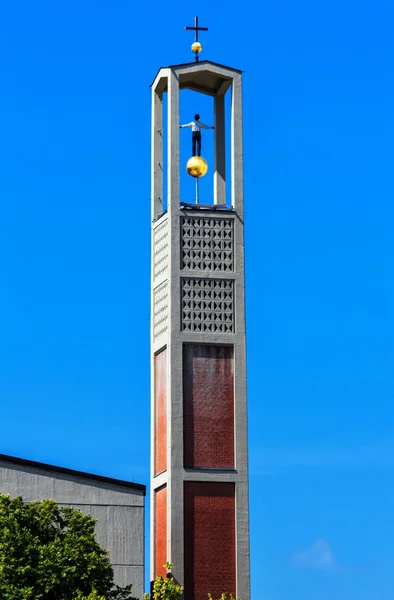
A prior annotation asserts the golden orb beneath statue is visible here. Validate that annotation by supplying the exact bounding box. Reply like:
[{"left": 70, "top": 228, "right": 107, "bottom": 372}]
[
  {"left": 186, "top": 156, "right": 208, "bottom": 178},
  {"left": 191, "top": 41, "right": 202, "bottom": 54}
]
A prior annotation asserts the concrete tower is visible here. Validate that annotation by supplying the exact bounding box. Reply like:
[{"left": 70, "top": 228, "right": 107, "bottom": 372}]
[{"left": 150, "top": 37, "right": 250, "bottom": 600}]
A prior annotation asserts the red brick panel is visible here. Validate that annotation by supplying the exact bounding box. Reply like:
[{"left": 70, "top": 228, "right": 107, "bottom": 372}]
[
  {"left": 154, "top": 485, "right": 167, "bottom": 578},
  {"left": 184, "top": 482, "right": 236, "bottom": 600},
  {"left": 183, "top": 345, "right": 234, "bottom": 468},
  {"left": 155, "top": 348, "right": 167, "bottom": 475}
]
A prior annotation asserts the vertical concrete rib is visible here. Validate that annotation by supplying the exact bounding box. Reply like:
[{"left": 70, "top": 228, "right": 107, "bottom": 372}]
[
  {"left": 232, "top": 72, "right": 250, "bottom": 600},
  {"left": 167, "top": 69, "right": 180, "bottom": 215},
  {"left": 150, "top": 81, "right": 160, "bottom": 581},
  {"left": 231, "top": 74, "right": 244, "bottom": 218},
  {"left": 214, "top": 93, "right": 226, "bottom": 205},
  {"left": 151, "top": 70, "right": 168, "bottom": 582},
  {"left": 151, "top": 83, "right": 163, "bottom": 221},
  {"left": 166, "top": 68, "right": 184, "bottom": 585}
]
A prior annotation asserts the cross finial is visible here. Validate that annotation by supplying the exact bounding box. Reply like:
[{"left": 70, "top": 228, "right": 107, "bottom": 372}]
[{"left": 185, "top": 16, "right": 208, "bottom": 62}]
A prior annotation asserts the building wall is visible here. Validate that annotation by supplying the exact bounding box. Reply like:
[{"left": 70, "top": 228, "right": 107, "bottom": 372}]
[{"left": 0, "top": 459, "right": 145, "bottom": 598}]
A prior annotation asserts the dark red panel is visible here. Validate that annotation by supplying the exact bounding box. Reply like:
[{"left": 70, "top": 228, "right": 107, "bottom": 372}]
[
  {"left": 155, "top": 349, "right": 167, "bottom": 475},
  {"left": 154, "top": 485, "right": 167, "bottom": 578},
  {"left": 184, "top": 482, "right": 236, "bottom": 600},
  {"left": 183, "top": 345, "right": 234, "bottom": 468}
]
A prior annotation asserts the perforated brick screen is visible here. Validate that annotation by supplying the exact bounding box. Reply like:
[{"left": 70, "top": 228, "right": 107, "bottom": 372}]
[
  {"left": 183, "top": 344, "right": 234, "bottom": 468},
  {"left": 154, "top": 485, "right": 167, "bottom": 578},
  {"left": 181, "top": 278, "right": 234, "bottom": 333},
  {"left": 184, "top": 482, "right": 236, "bottom": 600},
  {"left": 181, "top": 216, "right": 234, "bottom": 272},
  {"left": 155, "top": 349, "right": 167, "bottom": 475},
  {"left": 153, "top": 217, "right": 169, "bottom": 282}
]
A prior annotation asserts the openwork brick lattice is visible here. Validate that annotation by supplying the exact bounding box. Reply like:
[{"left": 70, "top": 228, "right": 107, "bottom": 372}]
[
  {"left": 153, "top": 280, "right": 168, "bottom": 340},
  {"left": 154, "top": 218, "right": 169, "bottom": 282},
  {"left": 181, "top": 217, "right": 234, "bottom": 272},
  {"left": 181, "top": 278, "right": 234, "bottom": 333}
]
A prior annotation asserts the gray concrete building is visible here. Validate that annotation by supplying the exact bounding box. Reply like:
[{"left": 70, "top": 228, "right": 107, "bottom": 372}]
[{"left": 0, "top": 453, "right": 146, "bottom": 598}]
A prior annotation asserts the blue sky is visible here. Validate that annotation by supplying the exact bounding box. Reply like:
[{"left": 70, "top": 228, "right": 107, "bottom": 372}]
[{"left": 1, "top": 1, "right": 394, "bottom": 598}]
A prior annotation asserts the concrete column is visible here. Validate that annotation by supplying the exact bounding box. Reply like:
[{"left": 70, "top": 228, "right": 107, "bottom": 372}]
[
  {"left": 167, "top": 70, "right": 180, "bottom": 214},
  {"left": 150, "top": 70, "right": 169, "bottom": 583},
  {"left": 231, "top": 71, "right": 250, "bottom": 600},
  {"left": 151, "top": 86, "right": 163, "bottom": 221},
  {"left": 214, "top": 93, "right": 226, "bottom": 205},
  {"left": 231, "top": 74, "right": 244, "bottom": 217},
  {"left": 166, "top": 67, "right": 184, "bottom": 585}
]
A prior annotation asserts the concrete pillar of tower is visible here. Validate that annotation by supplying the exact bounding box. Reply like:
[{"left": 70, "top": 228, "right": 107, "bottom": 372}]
[
  {"left": 214, "top": 90, "right": 226, "bottom": 205},
  {"left": 150, "top": 60, "right": 250, "bottom": 600},
  {"left": 151, "top": 83, "right": 163, "bottom": 221}
]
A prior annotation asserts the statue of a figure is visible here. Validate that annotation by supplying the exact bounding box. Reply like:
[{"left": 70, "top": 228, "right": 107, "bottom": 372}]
[{"left": 179, "top": 114, "right": 214, "bottom": 156}]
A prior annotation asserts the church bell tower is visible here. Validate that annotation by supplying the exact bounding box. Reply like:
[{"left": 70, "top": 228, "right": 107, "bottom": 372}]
[{"left": 150, "top": 21, "right": 250, "bottom": 600}]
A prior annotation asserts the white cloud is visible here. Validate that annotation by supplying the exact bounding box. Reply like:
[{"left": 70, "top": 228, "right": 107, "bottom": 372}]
[{"left": 293, "top": 538, "right": 335, "bottom": 571}]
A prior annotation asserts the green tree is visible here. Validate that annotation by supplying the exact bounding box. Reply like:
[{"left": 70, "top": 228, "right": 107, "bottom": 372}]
[
  {"left": 144, "top": 563, "right": 183, "bottom": 600},
  {"left": 145, "top": 565, "right": 241, "bottom": 600},
  {"left": 0, "top": 494, "right": 137, "bottom": 600},
  {"left": 208, "top": 595, "right": 242, "bottom": 600}
]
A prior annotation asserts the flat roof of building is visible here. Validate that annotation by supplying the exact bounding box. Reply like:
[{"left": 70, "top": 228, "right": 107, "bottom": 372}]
[
  {"left": 150, "top": 60, "right": 243, "bottom": 95},
  {"left": 0, "top": 453, "right": 146, "bottom": 495}
]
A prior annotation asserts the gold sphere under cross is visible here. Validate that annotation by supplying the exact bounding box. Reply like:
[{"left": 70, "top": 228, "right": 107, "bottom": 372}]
[
  {"left": 186, "top": 156, "right": 208, "bottom": 178},
  {"left": 191, "top": 41, "right": 202, "bottom": 54}
]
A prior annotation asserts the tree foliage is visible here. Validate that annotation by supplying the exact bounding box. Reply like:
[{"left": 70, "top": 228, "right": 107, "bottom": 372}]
[
  {"left": 143, "top": 563, "right": 183, "bottom": 600},
  {"left": 0, "top": 494, "right": 137, "bottom": 600},
  {"left": 145, "top": 564, "right": 242, "bottom": 600},
  {"left": 208, "top": 595, "right": 242, "bottom": 600}
]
